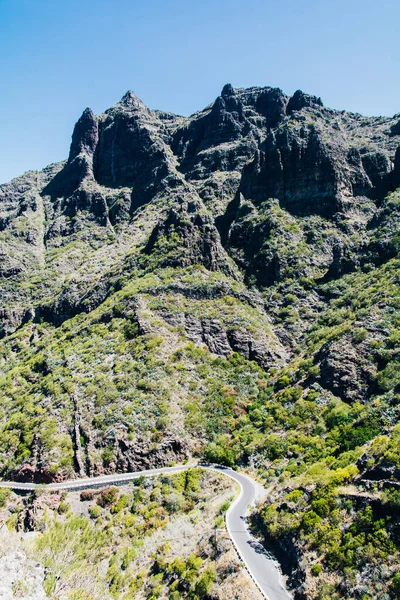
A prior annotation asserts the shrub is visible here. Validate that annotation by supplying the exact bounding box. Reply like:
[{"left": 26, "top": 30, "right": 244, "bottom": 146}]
[
  {"left": 384, "top": 489, "right": 400, "bottom": 510},
  {"left": 0, "top": 488, "right": 10, "bottom": 508},
  {"left": 162, "top": 491, "right": 183, "bottom": 513},
  {"left": 285, "top": 489, "right": 304, "bottom": 503},
  {"left": 97, "top": 487, "right": 119, "bottom": 507},
  {"left": 124, "top": 320, "right": 139, "bottom": 340},
  {"left": 285, "top": 294, "right": 297, "bottom": 305},
  {"left": 89, "top": 505, "right": 101, "bottom": 519},
  {"left": 312, "top": 498, "right": 330, "bottom": 518},
  {"left": 111, "top": 494, "right": 129, "bottom": 514},
  {"left": 302, "top": 511, "right": 321, "bottom": 531},
  {"left": 392, "top": 573, "right": 400, "bottom": 598},
  {"left": 219, "top": 501, "right": 230, "bottom": 514},
  {"left": 58, "top": 501, "right": 70, "bottom": 514},
  {"left": 187, "top": 554, "right": 202, "bottom": 571},
  {"left": 204, "top": 442, "right": 236, "bottom": 467},
  {"left": 353, "top": 328, "right": 368, "bottom": 343},
  {"left": 80, "top": 490, "right": 94, "bottom": 502},
  {"left": 194, "top": 567, "right": 215, "bottom": 597},
  {"left": 311, "top": 564, "right": 322, "bottom": 576},
  {"left": 101, "top": 446, "right": 115, "bottom": 467}
]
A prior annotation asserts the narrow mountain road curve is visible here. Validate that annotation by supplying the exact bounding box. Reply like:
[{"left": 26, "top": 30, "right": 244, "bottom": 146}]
[{"left": 0, "top": 465, "right": 292, "bottom": 600}]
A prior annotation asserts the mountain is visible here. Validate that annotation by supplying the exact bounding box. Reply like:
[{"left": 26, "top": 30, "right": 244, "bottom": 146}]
[{"left": 1, "top": 84, "right": 400, "bottom": 599}]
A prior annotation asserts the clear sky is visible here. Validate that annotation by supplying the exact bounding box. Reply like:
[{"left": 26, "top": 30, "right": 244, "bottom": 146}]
[{"left": 0, "top": 0, "right": 399, "bottom": 184}]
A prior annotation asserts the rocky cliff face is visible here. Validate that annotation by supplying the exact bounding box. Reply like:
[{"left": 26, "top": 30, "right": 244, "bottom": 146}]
[{"left": 1, "top": 85, "right": 399, "bottom": 336}]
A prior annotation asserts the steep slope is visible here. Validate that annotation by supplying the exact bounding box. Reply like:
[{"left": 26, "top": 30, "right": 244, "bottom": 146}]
[{"left": 1, "top": 84, "right": 400, "bottom": 599}]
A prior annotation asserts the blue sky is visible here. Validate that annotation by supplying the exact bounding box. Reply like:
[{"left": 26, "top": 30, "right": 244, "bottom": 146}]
[{"left": 0, "top": 0, "right": 399, "bottom": 184}]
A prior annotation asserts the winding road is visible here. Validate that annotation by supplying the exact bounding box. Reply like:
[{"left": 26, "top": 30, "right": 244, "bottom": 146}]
[{"left": 0, "top": 465, "right": 291, "bottom": 600}]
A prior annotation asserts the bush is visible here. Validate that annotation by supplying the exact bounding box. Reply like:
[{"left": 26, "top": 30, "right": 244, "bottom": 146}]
[
  {"left": 219, "top": 501, "right": 230, "bottom": 514},
  {"left": 312, "top": 498, "right": 330, "bottom": 518},
  {"left": 204, "top": 442, "right": 236, "bottom": 467},
  {"left": 89, "top": 505, "right": 102, "bottom": 519},
  {"left": 311, "top": 564, "right": 322, "bottom": 576},
  {"left": 302, "top": 511, "right": 321, "bottom": 531},
  {"left": 165, "top": 492, "right": 185, "bottom": 513},
  {"left": 111, "top": 494, "right": 129, "bottom": 514},
  {"left": 384, "top": 489, "right": 400, "bottom": 510},
  {"left": 58, "top": 501, "right": 70, "bottom": 514},
  {"left": 353, "top": 328, "right": 368, "bottom": 343},
  {"left": 80, "top": 490, "right": 94, "bottom": 502},
  {"left": 392, "top": 573, "right": 400, "bottom": 598},
  {"left": 97, "top": 487, "right": 119, "bottom": 507},
  {"left": 101, "top": 446, "right": 115, "bottom": 467},
  {"left": 194, "top": 567, "right": 215, "bottom": 597},
  {"left": 285, "top": 489, "right": 303, "bottom": 503},
  {"left": 124, "top": 320, "right": 139, "bottom": 340},
  {"left": 0, "top": 488, "right": 10, "bottom": 508}
]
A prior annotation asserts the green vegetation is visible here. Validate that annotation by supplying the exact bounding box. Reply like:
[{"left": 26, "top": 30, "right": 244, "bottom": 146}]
[
  {"left": 0, "top": 469, "right": 247, "bottom": 600},
  {"left": 1, "top": 244, "right": 400, "bottom": 597},
  {"left": 0, "top": 487, "right": 10, "bottom": 507}
]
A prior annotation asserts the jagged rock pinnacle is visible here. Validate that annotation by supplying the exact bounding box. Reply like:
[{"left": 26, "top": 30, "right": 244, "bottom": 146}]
[
  {"left": 119, "top": 90, "right": 146, "bottom": 110},
  {"left": 287, "top": 89, "right": 324, "bottom": 113},
  {"left": 68, "top": 107, "right": 98, "bottom": 161},
  {"left": 221, "top": 83, "right": 235, "bottom": 97}
]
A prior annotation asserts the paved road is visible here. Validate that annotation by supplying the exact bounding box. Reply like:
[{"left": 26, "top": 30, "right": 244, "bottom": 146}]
[
  {"left": 216, "top": 467, "right": 292, "bottom": 600},
  {"left": 0, "top": 465, "right": 291, "bottom": 600},
  {"left": 0, "top": 465, "right": 189, "bottom": 492}
]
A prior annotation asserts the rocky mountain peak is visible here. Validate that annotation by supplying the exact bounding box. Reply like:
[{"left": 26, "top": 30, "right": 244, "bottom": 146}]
[
  {"left": 118, "top": 90, "right": 148, "bottom": 111},
  {"left": 221, "top": 83, "right": 235, "bottom": 97},
  {"left": 68, "top": 107, "right": 98, "bottom": 162},
  {"left": 287, "top": 89, "right": 324, "bottom": 113}
]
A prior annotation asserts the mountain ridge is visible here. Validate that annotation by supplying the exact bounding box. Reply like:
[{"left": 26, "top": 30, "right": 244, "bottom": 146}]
[
  {"left": 1, "top": 83, "right": 400, "bottom": 599},
  {"left": 1, "top": 84, "right": 399, "bottom": 339}
]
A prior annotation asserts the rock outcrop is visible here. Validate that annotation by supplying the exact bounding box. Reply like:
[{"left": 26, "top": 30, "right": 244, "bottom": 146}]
[
  {"left": 143, "top": 197, "right": 237, "bottom": 276},
  {"left": 0, "top": 551, "right": 46, "bottom": 600},
  {"left": 316, "top": 337, "right": 373, "bottom": 402}
]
